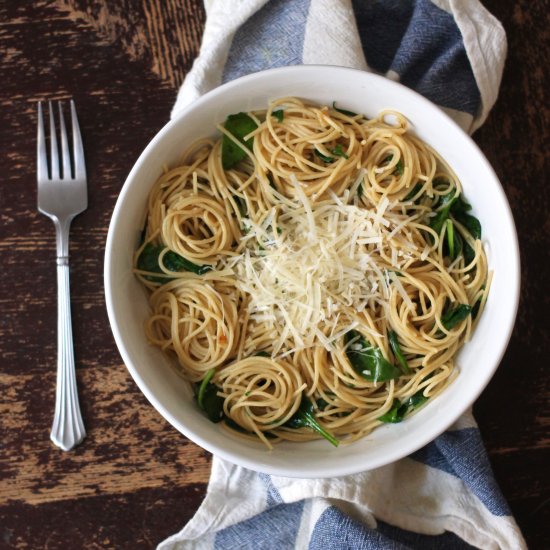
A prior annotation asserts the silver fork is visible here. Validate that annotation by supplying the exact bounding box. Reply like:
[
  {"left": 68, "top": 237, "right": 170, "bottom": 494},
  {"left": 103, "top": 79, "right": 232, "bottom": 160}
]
[{"left": 37, "top": 100, "right": 87, "bottom": 451}]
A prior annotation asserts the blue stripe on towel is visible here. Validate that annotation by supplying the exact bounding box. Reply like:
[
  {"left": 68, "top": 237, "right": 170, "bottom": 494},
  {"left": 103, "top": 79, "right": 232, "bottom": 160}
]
[
  {"left": 377, "top": 519, "right": 477, "bottom": 549},
  {"left": 351, "top": 0, "right": 415, "bottom": 75},
  {"left": 352, "top": 0, "right": 480, "bottom": 115},
  {"left": 222, "top": 0, "right": 311, "bottom": 84},
  {"left": 311, "top": 506, "right": 477, "bottom": 549},
  {"left": 410, "top": 428, "right": 511, "bottom": 516},
  {"left": 259, "top": 472, "right": 284, "bottom": 505},
  {"left": 214, "top": 500, "right": 305, "bottom": 549}
]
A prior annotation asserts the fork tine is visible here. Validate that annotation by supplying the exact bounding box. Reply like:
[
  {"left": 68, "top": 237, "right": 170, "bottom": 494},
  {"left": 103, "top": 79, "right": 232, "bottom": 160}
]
[
  {"left": 48, "top": 101, "right": 60, "bottom": 180},
  {"left": 37, "top": 102, "right": 48, "bottom": 182},
  {"left": 58, "top": 102, "right": 72, "bottom": 179},
  {"left": 70, "top": 100, "right": 86, "bottom": 180}
]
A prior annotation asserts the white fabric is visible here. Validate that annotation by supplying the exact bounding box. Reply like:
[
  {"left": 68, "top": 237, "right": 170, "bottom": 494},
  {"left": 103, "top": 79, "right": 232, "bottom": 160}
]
[
  {"left": 160, "top": 414, "right": 526, "bottom": 550},
  {"left": 172, "top": 0, "right": 506, "bottom": 135}
]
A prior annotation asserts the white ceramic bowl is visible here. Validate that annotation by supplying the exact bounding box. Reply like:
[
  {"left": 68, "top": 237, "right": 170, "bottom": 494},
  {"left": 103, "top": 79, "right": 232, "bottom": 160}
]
[{"left": 104, "top": 66, "right": 520, "bottom": 478}]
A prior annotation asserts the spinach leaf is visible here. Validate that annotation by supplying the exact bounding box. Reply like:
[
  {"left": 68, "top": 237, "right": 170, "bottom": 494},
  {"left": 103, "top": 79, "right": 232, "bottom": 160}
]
[
  {"left": 378, "top": 389, "right": 429, "bottom": 423},
  {"left": 222, "top": 112, "right": 258, "bottom": 169},
  {"left": 395, "top": 158, "right": 404, "bottom": 176},
  {"left": 224, "top": 418, "right": 277, "bottom": 439},
  {"left": 254, "top": 350, "right": 271, "bottom": 358},
  {"left": 445, "top": 219, "right": 463, "bottom": 261},
  {"left": 471, "top": 292, "right": 484, "bottom": 320},
  {"left": 378, "top": 399, "right": 403, "bottom": 423},
  {"left": 137, "top": 243, "right": 210, "bottom": 282},
  {"left": 441, "top": 302, "right": 472, "bottom": 330},
  {"left": 316, "top": 397, "right": 330, "bottom": 412},
  {"left": 284, "top": 396, "right": 339, "bottom": 447},
  {"left": 162, "top": 250, "right": 208, "bottom": 274},
  {"left": 384, "top": 154, "right": 404, "bottom": 176},
  {"left": 429, "top": 188, "right": 480, "bottom": 253},
  {"left": 315, "top": 149, "right": 335, "bottom": 163},
  {"left": 316, "top": 392, "right": 337, "bottom": 412},
  {"left": 388, "top": 330, "right": 410, "bottom": 374},
  {"left": 429, "top": 191, "right": 457, "bottom": 238},
  {"left": 194, "top": 369, "right": 224, "bottom": 423},
  {"left": 404, "top": 390, "right": 429, "bottom": 410},
  {"left": 331, "top": 144, "right": 349, "bottom": 159},
  {"left": 450, "top": 194, "right": 472, "bottom": 215},
  {"left": 272, "top": 109, "right": 284, "bottom": 122},
  {"left": 332, "top": 101, "right": 357, "bottom": 117},
  {"left": 457, "top": 213, "right": 482, "bottom": 240},
  {"left": 137, "top": 243, "right": 163, "bottom": 275},
  {"left": 224, "top": 417, "right": 248, "bottom": 434},
  {"left": 345, "top": 330, "right": 401, "bottom": 383},
  {"left": 196, "top": 368, "right": 215, "bottom": 409},
  {"left": 315, "top": 144, "right": 349, "bottom": 163},
  {"left": 449, "top": 195, "right": 481, "bottom": 240}
]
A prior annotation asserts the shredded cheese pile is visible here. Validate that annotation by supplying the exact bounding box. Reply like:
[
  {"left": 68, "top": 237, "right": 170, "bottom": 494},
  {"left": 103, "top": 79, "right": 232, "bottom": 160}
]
[{"left": 222, "top": 179, "right": 424, "bottom": 356}]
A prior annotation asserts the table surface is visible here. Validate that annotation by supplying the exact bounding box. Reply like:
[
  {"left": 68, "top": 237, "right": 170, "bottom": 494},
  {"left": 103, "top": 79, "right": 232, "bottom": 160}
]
[{"left": 0, "top": 1, "right": 548, "bottom": 548}]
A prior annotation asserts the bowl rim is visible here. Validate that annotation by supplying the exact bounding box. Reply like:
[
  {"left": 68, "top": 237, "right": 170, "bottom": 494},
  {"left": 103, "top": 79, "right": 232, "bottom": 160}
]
[{"left": 104, "top": 65, "right": 521, "bottom": 478}]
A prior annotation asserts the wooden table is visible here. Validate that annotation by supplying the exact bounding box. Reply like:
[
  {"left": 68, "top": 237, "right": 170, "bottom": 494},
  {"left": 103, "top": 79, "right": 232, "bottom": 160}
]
[{"left": 1, "top": 1, "right": 548, "bottom": 548}]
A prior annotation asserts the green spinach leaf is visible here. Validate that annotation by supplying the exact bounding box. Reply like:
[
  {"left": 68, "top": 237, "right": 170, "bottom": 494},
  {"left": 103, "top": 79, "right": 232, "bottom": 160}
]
[
  {"left": 384, "top": 154, "right": 404, "bottom": 176},
  {"left": 272, "top": 109, "right": 284, "bottom": 122},
  {"left": 395, "top": 159, "right": 404, "bottom": 176},
  {"left": 137, "top": 243, "right": 210, "bottom": 282},
  {"left": 445, "top": 219, "right": 463, "bottom": 260},
  {"left": 378, "top": 399, "right": 403, "bottom": 423},
  {"left": 315, "top": 149, "right": 335, "bottom": 163},
  {"left": 194, "top": 369, "right": 224, "bottom": 423},
  {"left": 284, "top": 396, "right": 339, "bottom": 447},
  {"left": 316, "top": 392, "right": 337, "bottom": 412},
  {"left": 378, "top": 389, "right": 429, "bottom": 423},
  {"left": 224, "top": 418, "right": 277, "bottom": 438},
  {"left": 462, "top": 240, "right": 476, "bottom": 265},
  {"left": 316, "top": 397, "right": 330, "bottom": 412},
  {"left": 315, "top": 144, "right": 349, "bottom": 163},
  {"left": 331, "top": 143, "right": 349, "bottom": 159},
  {"left": 332, "top": 101, "right": 357, "bottom": 117},
  {"left": 388, "top": 330, "right": 410, "bottom": 374},
  {"left": 450, "top": 195, "right": 472, "bottom": 215},
  {"left": 429, "top": 191, "right": 457, "bottom": 238},
  {"left": 449, "top": 195, "right": 481, "bottom": 240},
  {"left": 457, "top": 213, "right": 482, "bottom": 240},
  {"left": 345, "top": 330, "right": 401, "bottom": 383},
  {"left": 441, "top": 302, "right": 472, "bottom": 330},
  {"left": 222, "top": 112, "right": 258, "bottom": 169},
  {"left": 471, "top": 292, "right": 484, "bottom": 320}
]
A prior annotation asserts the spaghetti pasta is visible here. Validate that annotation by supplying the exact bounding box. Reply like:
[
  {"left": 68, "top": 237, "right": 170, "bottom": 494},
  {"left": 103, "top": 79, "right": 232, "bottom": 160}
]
[{"left": 134, "top": 97, "right": 490, "bottom": 449}]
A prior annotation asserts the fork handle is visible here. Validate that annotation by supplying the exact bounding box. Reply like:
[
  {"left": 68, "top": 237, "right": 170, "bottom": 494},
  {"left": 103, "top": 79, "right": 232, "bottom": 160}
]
[{"left": 50, "top": 259, "right": 86, "bottom": 451}]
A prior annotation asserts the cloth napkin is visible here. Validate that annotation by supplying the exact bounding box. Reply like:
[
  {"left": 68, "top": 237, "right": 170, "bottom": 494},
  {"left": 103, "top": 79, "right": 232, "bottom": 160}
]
[{"left": 161, "top": 1, "right": 526, "bottom": 548}]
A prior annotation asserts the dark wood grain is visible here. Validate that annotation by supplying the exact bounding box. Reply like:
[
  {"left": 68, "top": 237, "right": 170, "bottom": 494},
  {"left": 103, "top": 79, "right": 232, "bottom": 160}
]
[
  {"left": 0, "top": 1, "right": 209, "bottom": 548},
  {"left": 0, "top": 1, "right": 548, "bottom": 549},
  {"left": 470, "top": 2, "right": 550, "bottom": 548}
]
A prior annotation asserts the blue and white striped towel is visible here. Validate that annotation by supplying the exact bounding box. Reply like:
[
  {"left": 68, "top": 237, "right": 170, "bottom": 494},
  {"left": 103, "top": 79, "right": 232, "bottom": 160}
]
[{"left": 161, "top": 1, "right": 526, "bottom": 549}]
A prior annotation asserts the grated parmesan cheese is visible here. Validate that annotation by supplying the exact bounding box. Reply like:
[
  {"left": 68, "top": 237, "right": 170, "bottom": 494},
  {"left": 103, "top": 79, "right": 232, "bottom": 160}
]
[{"left": 221, "top": 186, "right": 423, "bottom": 355}]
